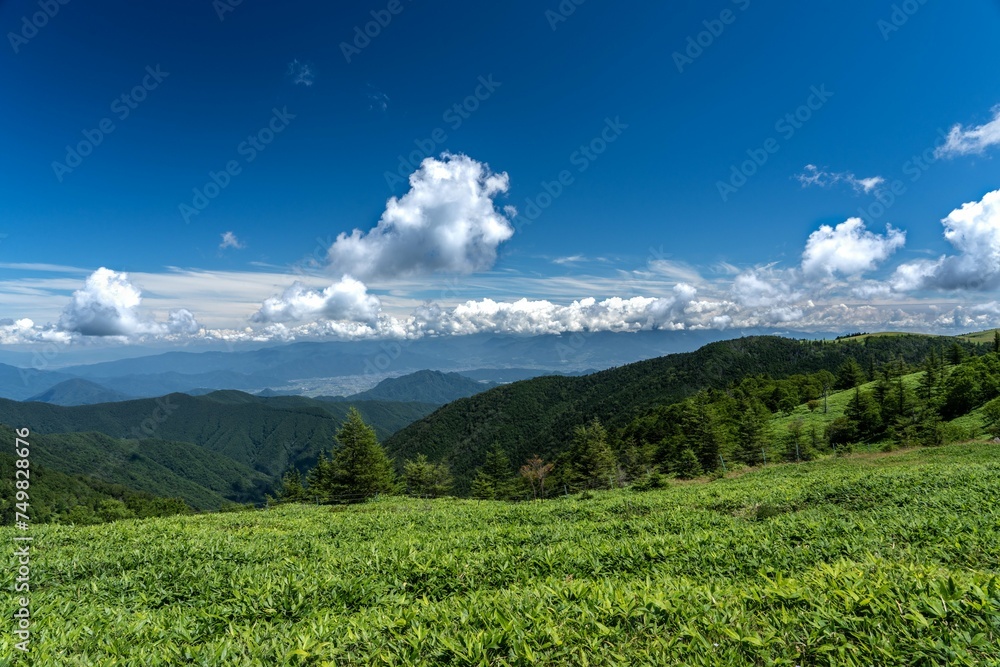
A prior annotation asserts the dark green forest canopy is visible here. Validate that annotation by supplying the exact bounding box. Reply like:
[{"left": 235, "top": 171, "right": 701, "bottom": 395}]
[{"left": 385, "top": 334, "right": 988, "bottom": 492}]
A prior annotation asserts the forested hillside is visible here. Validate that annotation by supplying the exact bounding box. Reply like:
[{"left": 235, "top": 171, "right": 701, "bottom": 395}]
[
  {"left": 384, "top": 334, "right": 985, "bottom": 492},
  {"left": 0, "top": 392, "right": 437, "bottom": 520},
  {"left": 0, "top": 425, "right": 197, "bottom": 523},
  {"left": 0, "top": 392, "right": 436, "bottom": 479}
]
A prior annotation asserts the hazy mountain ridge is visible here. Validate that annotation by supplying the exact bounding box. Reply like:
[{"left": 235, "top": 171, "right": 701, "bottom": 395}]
[
  {"left": 0, "top": 330, "right": 799, "bottom": 401},
  {"left": 26, "top": 378, "right": 133, "bottom": 406},
  {"left": 322, "top": 370, "right": 498, "bottom": 405}
]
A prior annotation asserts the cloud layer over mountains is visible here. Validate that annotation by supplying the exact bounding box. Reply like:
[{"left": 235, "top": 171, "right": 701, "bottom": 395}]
[{"left": 2, "top": 150, "right": 999, "bottom": 346}]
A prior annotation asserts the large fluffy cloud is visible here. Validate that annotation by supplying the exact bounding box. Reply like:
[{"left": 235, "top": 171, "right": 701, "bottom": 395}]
[
  {"left": 327, "top": 153, "right": 514, "bottom": 280},
  {"left": 54, "top": 268, "right": 200, "bottom": 338},
  {"left": 936, "top": 105, "right": 1000, "bottom": 158},
  {"left": 801, "top": 218, "right": 905, "bottom": 280},
  {"left": 730, "top": 269, "right": 805, "bottom": 324},
  {"left": 892, "top": 189, "right": 1000, "bottom": 291},
  {"left": 407, "top": 284, "right": 705, "bottom": 336},
  {"left": 250, "top": 276, "right": 381, "bottom": 324}
]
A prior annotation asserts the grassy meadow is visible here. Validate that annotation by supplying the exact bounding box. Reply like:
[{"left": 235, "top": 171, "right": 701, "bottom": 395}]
[{"left": 3, "top": 442, "right": 1000, "bottom": 665}]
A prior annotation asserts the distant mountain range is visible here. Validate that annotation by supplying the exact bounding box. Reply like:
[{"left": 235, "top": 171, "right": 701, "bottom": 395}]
[
  {"left": 0, "top": 330, "right": 800, "bottom": 401},
  {"left": 26, "top": 378, "right": 133, "bottom": 406},
  {"left": 321, "top": 370, "right": 497, "bottom": 405}
]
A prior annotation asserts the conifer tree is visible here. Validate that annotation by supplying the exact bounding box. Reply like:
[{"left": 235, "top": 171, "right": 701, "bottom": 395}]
[
  {"left": 327, "top": 408, "right": 396, "bottom": 502},
  {"left": 403, "top": 454, "right": 453, "bottom": 498},
  {"left": 835, "top": 358, "right": 866, "bottom": 390},
  {"left": 674, "top": 448, "right": 702, "bottom": 479},
  {"left": 569, "top": 418, "right": 618, "bottom": 489},
  {"left": 275, "top": 468, "right": 306, "bottom": 502},
  {"left": 845, "top": 387, "right": 882, "bottom": 441},
  {"left": 735, "top": 398, "right": 771, "bottom": 465}
]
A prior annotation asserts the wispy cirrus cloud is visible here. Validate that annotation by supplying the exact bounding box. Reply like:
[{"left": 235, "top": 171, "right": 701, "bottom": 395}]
[
  {"left": 286, "top": 59, "right": 316, "bottom": 87},
  {"left": 936, "top": 105, "right": 1000, "bottom": 158},
  {"left": 796, "top": 164, "right": 885, "bottom": 194},
  {"left": 219, "top": 231, "right": 245, "bottom": 250}
]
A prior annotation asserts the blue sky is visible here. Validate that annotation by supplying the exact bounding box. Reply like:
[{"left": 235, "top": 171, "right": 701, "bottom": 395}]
[{"left": 2, "top": 0, "right": 1000, "bottom": 350}]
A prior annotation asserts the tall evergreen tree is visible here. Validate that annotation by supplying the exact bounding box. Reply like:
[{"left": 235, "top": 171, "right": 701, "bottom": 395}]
[
  {"left": 919, "top": 352, "right": 941, "bottom": 405},
  {"left": 305, "top": 451, "right": 334, "bottom": 499},
  {"left": 678, "top": 396, "right": 722, "bottom": 472},
  {"left": 569, "top": 418, "right": 618, "bottom": 489},
  {"left": 274, "top": 468, "right": 306, "bottom": 502},
  {"left": 948, "top": 342, "right": 967, "bottom": 365},
  {"left": 835, "top": 358, "right": 866, "bottom": 390},
  {"left": 469, "top": 445, "right": 518, "bottom": 500},
  {"left": 994, "top": 330, "right": 1000, "bottom": 355},
  {"left": 328, "top": 408, "right": 396, "bottom": 502},
  {"left": 845, "top": 387, "right": 883, "bottom": 441},
  {"left": 734, "top": 398, "right": 770, "bottom": 465}
]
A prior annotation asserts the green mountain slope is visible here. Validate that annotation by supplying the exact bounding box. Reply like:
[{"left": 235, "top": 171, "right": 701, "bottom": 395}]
[
  {"left": 0, "top": 423, "right": 269, "bottom": 509},
  {"left": 0, "top": 392, "right": 437, "bottom": 480},
  {"left": 0, "top": 424, "right": 196, "bottom": 521},
  {"left": 384, "top": 334, "right": 981, "bottom": 490}
]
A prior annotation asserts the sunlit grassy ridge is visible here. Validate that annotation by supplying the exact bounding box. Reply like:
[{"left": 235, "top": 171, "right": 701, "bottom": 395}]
[
  {"left": 3, "top": 443, "right": 1000, "bottom": 665},
  {"left": 771, "top": 371, "right": 987, "bottom": 448},
  {"left": 958, "top": 329, "right": 1000, "bottom": 344}
]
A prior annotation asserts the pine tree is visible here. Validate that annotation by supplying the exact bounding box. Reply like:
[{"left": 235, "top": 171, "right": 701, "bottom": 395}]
[
  {"left": 673, "top": 448, "right": 702, "bottom": 479},
  {"left": 835, "top": 358, "right": 866, "bottom": 390},
  {"left": 569, "top": 418, "right": 618, "bottom": 489},
  {"left": 275, "top": 468, "right": 306, "bottom": 502},
  {"left": 403, "top": 454, "right": 453, "bottom": 498},
  {"left": 919, "top": 352, "right": 940, "bottom": 404},
  {"left": 469, "top": 471, "right": 496, "bottom": 500},
  {"left": 679, "top": 397, "right": 721, "bottom": 471},
  {"left": 994, "top": 330, "right": 1000, "bottom": 355},
  {"left": 735, "top": 398, "right": 771, "bottom": 465},
  {"left": 468, "top": 446, "right": 518, "bottom": 500},
  {"left": 305, "top": 451, "right": 334, "bottom": 500},
  {"left": 948, "top": 342, "right": 967, "bottom": 365},
  {"left": 845, "top": 387, "right": 882, "bottom": 441},
  {"left": 328, "top": 408, "right": 396, "bottom": 502}
]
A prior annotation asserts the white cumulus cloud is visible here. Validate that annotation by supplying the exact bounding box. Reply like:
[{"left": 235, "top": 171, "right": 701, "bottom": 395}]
[
  {"left": 892, "top": 189, "right": 1000, "bottom": 291},
  {"left": 250, "top": 276, "right": 382, "bottom": 324},
  {"left": 57, "top": 268, "right": 192, "bottom": 337},
  {"left": 327, "top": 153, "right": 514, "bottom": 280},
  {"left": 407, "top": 284, "right": 705, "bottom": 336},
  {"left": 801, "top": 218, "right": 905, "bottom": 280},
  {"left": 936, "top": 105, "right": 1000, "bottom": 158}
]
